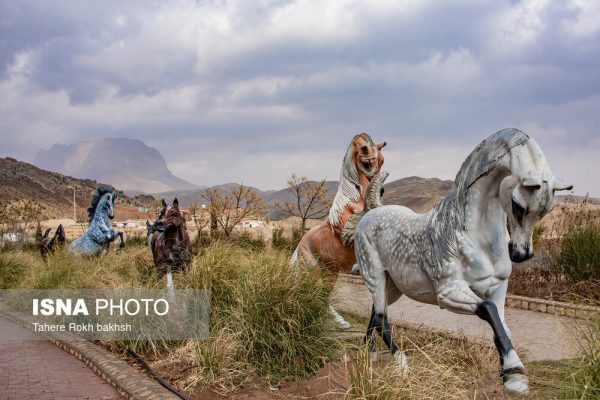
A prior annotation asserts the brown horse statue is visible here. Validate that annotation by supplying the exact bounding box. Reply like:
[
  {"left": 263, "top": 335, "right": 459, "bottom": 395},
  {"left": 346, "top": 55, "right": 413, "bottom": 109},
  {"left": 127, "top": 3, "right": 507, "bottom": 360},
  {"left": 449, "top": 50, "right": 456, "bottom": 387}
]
[
  {"left": 148, "top": 198, "right": 192, "bottom": 290},
  {"left": 291, "top": 133, "right": 386, "bottom": 328},
  {"left": 40, "top": 224, "right": 65, "bottom": 260}
]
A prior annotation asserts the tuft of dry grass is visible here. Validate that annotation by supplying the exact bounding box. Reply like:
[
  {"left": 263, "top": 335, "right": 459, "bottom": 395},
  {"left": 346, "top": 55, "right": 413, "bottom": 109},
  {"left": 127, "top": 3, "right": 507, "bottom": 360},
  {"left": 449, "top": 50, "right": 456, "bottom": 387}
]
[{"left": 341, "top": 336, "right": 489, "bottom": 400}]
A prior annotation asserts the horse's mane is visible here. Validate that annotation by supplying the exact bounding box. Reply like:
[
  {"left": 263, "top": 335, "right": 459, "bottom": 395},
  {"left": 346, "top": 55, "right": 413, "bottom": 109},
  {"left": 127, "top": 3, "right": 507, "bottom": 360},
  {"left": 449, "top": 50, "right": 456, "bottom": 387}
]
[
  {"left": 87, "top": 185, "right": 115, "bottom": 223},
  {"left": 427, "top": 128, "right": 530, "bottom": 272},
  {"left": 328, "top": 133, "right": 374, "bottom": 228}
]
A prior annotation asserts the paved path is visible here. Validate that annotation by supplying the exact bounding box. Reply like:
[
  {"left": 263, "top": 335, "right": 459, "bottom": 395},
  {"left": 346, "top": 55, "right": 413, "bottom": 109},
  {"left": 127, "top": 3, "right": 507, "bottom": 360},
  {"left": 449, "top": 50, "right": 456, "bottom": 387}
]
[
  {"left": 0, "top": 316, "right": 119, "bottom": 400},
  {"left": 332, "top": 280, "right": 584, "bottom": 362}
]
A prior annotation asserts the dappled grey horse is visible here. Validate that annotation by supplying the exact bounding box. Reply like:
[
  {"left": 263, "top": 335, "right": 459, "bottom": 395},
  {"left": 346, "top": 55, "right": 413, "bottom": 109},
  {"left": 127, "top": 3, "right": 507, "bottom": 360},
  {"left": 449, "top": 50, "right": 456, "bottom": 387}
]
[
  {"left": 68, "top": 186, "right": 125, "bottom": 257},
  {"left": 353, "top": 129, "right": 572, "bottom": 395}
]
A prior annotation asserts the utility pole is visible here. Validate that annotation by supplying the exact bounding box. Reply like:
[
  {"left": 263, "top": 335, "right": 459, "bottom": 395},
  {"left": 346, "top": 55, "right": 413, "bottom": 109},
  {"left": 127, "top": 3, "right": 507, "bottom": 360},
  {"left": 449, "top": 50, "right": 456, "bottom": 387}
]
[{"left": 73, "top": 187, "right": 76, "bottom": 222}]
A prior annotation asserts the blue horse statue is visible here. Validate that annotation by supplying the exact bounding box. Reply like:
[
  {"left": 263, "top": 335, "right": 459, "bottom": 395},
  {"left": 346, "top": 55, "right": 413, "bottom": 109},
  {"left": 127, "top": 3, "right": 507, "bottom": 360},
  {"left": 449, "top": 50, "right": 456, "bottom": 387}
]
[{"left": 68, "top": 185, "right": 125, "bottom": 256}]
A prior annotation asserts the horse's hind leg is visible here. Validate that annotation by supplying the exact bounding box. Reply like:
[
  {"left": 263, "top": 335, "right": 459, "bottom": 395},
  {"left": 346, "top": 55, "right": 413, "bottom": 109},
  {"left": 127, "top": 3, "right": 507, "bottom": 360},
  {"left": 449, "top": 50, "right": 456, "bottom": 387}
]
[
  {"left": 117, "top": 231, "right": 125, "bottom": 248},
  {"left": 293, "top": 238, "right": 352, "bottom": 329},
  {"left": 364, "top": 306, "right": 378, "bottom": 358}
]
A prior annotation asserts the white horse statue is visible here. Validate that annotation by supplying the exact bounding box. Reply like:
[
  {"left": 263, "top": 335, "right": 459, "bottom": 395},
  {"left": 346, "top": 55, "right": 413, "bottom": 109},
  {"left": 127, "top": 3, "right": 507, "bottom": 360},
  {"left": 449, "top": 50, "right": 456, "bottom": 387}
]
[{"left": 353, "top": 129, "right": 572, "bottom": 395}]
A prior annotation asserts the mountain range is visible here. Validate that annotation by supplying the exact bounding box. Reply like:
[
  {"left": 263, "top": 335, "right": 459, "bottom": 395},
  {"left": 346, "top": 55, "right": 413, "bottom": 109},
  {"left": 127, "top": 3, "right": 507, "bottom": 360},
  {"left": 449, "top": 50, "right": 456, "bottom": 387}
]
[
  {"left": 0, "top": 157, "right": 152, "bottom": 219},
  {"left": 34, "top": 138, "right": 197, "bottom": 194},
  {"left": 153, "top": 177, "right": 454, "bottom": 219},
  {"left": 3, "top": 155, "right": 595, "bottom": 221}
]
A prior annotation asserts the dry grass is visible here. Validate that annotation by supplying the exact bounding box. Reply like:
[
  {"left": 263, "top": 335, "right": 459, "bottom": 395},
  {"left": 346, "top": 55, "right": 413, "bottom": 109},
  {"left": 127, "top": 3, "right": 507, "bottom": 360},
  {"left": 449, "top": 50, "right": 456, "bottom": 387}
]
[
  {"left": 334, "top": 313, "right": 497, "bottom": 400},
  {"left": 90, "top": 241, "right": 332, "bottom": 391},
  {"left": 343, "top": 340, "right": 472, "bottom": 399},
  {"left": 561, "top": 312, "right": 600, "bottom": 399}
]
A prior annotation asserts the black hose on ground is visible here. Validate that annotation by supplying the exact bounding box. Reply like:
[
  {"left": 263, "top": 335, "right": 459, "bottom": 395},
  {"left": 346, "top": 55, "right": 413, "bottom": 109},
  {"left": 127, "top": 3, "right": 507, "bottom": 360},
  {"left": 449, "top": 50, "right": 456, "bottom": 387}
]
[{"left": 126, "top": 349, "right": 190, "bottom": 400}]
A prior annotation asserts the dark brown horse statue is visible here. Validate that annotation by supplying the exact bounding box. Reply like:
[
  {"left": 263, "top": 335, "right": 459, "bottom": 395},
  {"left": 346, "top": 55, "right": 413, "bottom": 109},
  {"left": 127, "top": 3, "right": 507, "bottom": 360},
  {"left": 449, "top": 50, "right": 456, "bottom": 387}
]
[
  {"left": 148, "top": 199, "right": 192, "bottom": 286},
  {"left": 40, "top": 224, "right": 65, "bottom": 260}
]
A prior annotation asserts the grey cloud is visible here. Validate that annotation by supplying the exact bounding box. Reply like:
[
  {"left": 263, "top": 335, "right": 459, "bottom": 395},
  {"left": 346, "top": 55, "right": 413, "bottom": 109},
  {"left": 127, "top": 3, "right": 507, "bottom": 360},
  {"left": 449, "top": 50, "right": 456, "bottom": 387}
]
[{"left": 1, "top": 0, "right": 599, "bottom": 194}]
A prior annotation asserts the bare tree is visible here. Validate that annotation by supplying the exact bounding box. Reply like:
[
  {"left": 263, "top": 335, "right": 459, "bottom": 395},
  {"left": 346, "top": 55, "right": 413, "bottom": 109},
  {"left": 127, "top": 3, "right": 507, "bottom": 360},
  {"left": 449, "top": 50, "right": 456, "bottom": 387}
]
[
  {"left": 188, "top": 202, "right": 210, "bottom": 233},
  {"left": 0, "top": 199, "right": 46, "bottom": 251},
  {"left": 201, "top": 184, "right": 266, "bottom": 237},
  {"left": 150, "top": 199, "right": 165, "bottom": 220},
  {"left": 275, "top": 174, "right": 332, "bottom": 233}
]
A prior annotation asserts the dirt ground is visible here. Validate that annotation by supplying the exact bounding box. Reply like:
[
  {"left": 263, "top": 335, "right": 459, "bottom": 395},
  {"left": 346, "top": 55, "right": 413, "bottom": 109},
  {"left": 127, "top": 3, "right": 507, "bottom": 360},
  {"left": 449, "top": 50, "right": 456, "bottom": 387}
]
[{"left": 154, "top": 356, "right": 569, "bottom": 399}]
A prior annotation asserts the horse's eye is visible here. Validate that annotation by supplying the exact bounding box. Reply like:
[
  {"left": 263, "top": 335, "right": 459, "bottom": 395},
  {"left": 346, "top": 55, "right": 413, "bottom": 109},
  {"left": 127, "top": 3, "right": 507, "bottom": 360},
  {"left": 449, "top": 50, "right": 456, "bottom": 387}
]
[
  {"left": 172, "top": 212, "right": 178, "bottom": 217},
  {"left": 512, "top": 198, "right": 527, "bottom": 225}
]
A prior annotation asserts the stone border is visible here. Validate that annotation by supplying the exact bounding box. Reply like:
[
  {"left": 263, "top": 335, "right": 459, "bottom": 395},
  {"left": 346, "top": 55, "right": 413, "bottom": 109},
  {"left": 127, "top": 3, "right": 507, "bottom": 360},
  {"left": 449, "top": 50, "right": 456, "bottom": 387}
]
[
  {"left": 0, "top": 304, "right": 181, "bottom": 400},
  {"left": 338, "top": 273, "right": 599, "bottom": 320}
]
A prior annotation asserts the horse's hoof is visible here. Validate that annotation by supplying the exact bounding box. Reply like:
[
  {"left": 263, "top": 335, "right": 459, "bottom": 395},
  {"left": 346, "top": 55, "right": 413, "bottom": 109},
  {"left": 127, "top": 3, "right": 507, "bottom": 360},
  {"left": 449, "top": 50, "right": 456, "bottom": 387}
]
[
  {"left": 503, "top": 373, "right": 529, "bottom": 396},
  {"left": 337, "top": 320, "right": 352, "bottom": 330},
  {"left": 393, "top": 351, "right": 409, "bottom": 376},
  {"left": 350, "top": 264, "right": 360, "bottom": 275}
]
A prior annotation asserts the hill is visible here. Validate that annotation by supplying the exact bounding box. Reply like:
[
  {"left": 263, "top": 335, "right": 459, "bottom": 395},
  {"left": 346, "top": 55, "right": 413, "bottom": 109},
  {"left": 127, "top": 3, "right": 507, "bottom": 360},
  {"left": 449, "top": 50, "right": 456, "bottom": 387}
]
[
  {"left": 382, "top": 176, "right": 454, "bottom": 212},
  {"left": 154, "top": 176, "right": 454, "bottom": 219},
  {"left": 34, "top": 138, "right": 197, "bottom": 193},
  {"left": 0, "top": 157, "right": 153, "bottom": 220}
]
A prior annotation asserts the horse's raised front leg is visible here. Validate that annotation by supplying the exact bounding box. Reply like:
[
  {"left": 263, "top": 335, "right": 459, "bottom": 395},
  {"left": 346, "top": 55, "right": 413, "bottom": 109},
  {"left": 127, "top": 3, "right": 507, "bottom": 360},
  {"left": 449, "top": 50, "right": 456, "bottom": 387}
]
[
  {"left": 437, "top": 279, "right": 528, "bottom": 395},
  {"left": 480, "top": 280, "right": 528, "bottom": 395}
]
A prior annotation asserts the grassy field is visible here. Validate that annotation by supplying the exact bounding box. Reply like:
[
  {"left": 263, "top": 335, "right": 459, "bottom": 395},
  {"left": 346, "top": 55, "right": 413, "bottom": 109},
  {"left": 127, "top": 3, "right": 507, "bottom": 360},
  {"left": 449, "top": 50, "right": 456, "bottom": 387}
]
[{"left": 0, "top": 240, "right": 598, "bottom": 398}]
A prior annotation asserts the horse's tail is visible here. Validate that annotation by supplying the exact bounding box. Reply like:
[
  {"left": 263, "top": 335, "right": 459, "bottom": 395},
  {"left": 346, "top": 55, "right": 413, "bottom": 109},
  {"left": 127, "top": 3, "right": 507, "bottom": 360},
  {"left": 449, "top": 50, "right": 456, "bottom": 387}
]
[{"left": 341, "top": 171, "right": 389, "bottom": 247}]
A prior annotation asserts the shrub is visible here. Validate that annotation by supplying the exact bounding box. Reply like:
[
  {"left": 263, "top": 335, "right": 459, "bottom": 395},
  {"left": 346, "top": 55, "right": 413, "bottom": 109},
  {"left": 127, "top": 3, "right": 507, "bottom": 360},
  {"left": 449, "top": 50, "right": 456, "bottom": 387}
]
[
  {"left": 181, "top": 242, "right": 334, "bottom": 380},
  {"left": 558, "top": 224, "right": 600, "bottom": 282}
]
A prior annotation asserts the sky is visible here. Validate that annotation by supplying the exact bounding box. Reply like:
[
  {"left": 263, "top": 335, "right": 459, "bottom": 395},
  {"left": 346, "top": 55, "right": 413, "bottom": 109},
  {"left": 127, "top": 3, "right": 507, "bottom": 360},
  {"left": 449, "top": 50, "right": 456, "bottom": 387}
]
[{"left": 1, "top": 0, "right": 599, "bottom": 194}]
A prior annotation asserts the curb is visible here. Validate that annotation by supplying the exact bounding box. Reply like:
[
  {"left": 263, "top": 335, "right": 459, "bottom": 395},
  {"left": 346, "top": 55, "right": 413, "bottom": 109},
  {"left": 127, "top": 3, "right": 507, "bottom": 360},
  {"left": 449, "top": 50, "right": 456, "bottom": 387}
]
[
  {"left": 338, "top": 273, "right": 600, "bottom": 320},
  {"left": 0, "top": 304, "right": 181, "bottom": 400}
]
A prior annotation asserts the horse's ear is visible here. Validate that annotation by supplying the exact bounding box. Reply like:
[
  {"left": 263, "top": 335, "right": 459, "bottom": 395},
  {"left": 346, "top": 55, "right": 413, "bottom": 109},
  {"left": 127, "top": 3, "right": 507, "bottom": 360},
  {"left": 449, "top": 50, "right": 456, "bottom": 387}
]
[
  {"left": 173, "top": 198, "right": 179, "bottom": 207},
  {"left": 377, "top": 141, "right": 387, "bottom": 150},
  {"left": 161, "top": 199, "right": 167, "bottom": 208},
  {"left": 553, "top": 177, "right": 573, "bottom": 192}
]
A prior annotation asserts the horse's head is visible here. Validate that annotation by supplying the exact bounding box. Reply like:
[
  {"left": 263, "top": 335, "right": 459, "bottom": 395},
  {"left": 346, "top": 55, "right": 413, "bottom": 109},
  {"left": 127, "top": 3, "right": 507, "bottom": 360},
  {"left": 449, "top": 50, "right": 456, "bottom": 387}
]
[
  {"left": 103, "top": 191, "right": 116, "bottom": 219},
  {"left": 162, "top": 198, "right": 183, "bottom": 232},
  {"left": 500, "top": 172, "right": 572, "bottom": 262},
  {"left": 55, "top": 224, "right": 65, "bottom": 243},
  {"left": 87, "top": 185, "right": 117, "bottom": 222},
  {"left": 351, "top": 133, "right": 386, "bottom": 179}
]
